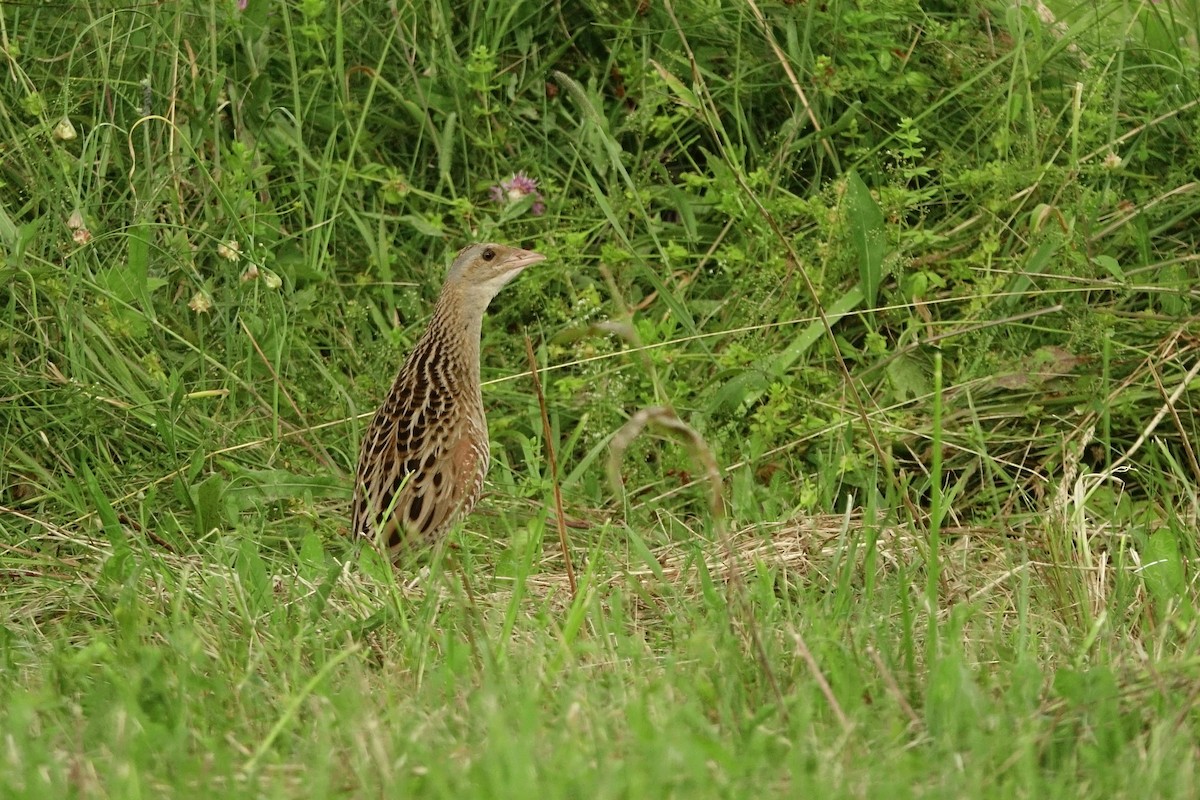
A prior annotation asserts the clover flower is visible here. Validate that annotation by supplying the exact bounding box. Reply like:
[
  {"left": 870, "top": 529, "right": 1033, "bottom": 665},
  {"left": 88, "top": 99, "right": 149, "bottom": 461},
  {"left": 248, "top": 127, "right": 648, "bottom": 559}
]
[
  {"left": 67, "top": 209, "right": 91, "bottom": 244},
  {"left": 188, "top": 290, "right": 213, "bottom": 314},
  {"left": 490, "top": 171, "right": 546, "bottom": 216}
]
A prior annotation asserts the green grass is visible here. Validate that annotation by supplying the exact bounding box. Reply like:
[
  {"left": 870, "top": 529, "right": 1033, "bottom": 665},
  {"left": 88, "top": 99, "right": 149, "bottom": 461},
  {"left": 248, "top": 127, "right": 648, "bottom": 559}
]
[{"left": 3, "top": 0, "right": 1200, "bottom": 796}]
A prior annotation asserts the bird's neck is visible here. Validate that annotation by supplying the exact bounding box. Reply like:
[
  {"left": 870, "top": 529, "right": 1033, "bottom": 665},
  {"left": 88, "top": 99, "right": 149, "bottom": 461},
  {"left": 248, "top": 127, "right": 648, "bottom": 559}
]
[{"left": 418, "top": 285, "right": 486, "bottom": 388}]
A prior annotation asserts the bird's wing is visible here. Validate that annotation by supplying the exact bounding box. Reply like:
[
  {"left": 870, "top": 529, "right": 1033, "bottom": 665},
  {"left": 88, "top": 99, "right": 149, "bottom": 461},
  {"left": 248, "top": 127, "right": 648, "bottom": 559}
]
[{"left": 352, "top": 398, "right": 486, "bottom": 554}]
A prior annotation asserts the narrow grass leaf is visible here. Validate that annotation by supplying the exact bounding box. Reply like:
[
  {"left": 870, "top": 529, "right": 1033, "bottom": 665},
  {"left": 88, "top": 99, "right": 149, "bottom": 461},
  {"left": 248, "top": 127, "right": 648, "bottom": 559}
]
[
  {"left": 437, "top": 111, "right": 457, "bottom": 185},
  {"left": 81, "top": 462, "right": 127, "bottom": 554},
  {"left": 0, "top": 199, "right": 17, "bottom": 247}
]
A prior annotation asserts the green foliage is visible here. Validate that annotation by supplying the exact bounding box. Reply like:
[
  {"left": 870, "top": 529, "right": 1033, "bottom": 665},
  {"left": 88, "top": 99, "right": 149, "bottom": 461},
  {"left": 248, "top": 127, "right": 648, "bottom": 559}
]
[{"left": 2, "top": 0, "right": 1200, "bottom": 796}]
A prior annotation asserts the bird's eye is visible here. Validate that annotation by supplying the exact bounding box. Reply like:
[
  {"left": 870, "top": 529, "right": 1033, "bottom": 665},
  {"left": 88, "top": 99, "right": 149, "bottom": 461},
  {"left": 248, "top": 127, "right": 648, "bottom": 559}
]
[{"left": 482, "top": 248, "right": 496, "bottom": 261}]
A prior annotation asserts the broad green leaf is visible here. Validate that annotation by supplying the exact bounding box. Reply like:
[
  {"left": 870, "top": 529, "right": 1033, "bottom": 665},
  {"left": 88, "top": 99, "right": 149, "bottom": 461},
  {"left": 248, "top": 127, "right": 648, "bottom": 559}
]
[
  {"left": 769, "top": 285, "right": 863, "bottom": 378},
  {"left": 845, "top": 171, "right": 885, "bottom": 308},
  {"left": 887, "top": 353, "right": 930, "bottom": 401},
  {"left": 1092, "top": 255, "right": 1125, "bottom": 281},
  {"left": 194, "top": 473, "right": 227, "bottom": 537},
  {"left": 649, "top": 59, "right": 700, "bottom": 111},
  {"left": 126, "top": 222, "right": 150, "bottom": 298},
  {"left": 236, "top": 537, "right": 271, "bottom": 612},
  {"left": 1141, "top": 528, "right": 1187, "bottom": 608}
]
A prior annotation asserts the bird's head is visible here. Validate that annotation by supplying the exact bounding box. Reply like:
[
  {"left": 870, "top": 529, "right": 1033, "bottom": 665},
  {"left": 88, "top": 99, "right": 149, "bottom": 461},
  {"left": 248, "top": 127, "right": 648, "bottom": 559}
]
[{"left": 445, "top": 243, "right": 545, "bottom": 306}]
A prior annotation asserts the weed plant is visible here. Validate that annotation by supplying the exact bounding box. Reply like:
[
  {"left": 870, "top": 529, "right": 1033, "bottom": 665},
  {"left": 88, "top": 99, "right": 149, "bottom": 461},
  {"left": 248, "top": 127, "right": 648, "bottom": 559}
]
[{"left": 2, "top": 1, "right": 1199, "bottom": 797}]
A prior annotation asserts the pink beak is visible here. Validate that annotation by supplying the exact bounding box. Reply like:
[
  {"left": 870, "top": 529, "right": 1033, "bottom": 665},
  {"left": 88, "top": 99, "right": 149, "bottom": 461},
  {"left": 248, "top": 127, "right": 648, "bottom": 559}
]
[{"left": 508, "top": 248, "right": 546, "bottom": 271}]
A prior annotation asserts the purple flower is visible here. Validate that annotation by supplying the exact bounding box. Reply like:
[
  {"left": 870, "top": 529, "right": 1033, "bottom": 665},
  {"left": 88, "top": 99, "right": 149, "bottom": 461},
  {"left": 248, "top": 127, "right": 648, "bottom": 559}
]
[
  {"left": 237, "top": 0, "right": 248, "bottom": 9},
  {"left": 490, "top": 171, "right": 546, "bottom": 216}
]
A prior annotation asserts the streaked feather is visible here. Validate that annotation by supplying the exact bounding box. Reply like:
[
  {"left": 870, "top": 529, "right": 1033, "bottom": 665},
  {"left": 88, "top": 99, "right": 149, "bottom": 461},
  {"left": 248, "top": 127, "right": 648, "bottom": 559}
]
[{"left": 351, "top": 243, "right": 543, "bottom": 559}]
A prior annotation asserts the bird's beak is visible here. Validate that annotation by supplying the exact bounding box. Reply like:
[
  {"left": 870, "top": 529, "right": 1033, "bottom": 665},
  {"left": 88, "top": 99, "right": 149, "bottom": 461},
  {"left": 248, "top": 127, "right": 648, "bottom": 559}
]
[{"left": 508, "top": 248, "right": 546, "bottom": 272}]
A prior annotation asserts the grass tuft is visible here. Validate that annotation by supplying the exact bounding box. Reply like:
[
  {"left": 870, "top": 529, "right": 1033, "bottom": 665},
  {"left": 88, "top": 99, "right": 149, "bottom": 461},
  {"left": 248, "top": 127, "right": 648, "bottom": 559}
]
[{"left": 3, "top": 0, "right": 1200, "bottom": 796}]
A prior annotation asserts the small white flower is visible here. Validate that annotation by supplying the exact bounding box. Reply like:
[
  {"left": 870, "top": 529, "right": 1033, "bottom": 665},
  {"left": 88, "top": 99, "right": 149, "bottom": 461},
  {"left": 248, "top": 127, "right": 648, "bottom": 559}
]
[
  {"left": 188, "top": 291, "right": 213, "bottom": 313},
  {"left": 53, "top": 117, "right": 77, "bottom": 141},
  {"left": 217, "top": 240, "right": 241, "bottom": 261},
  {"left": 1102, "top": 151, "right": 1122, "bottom": 170}
]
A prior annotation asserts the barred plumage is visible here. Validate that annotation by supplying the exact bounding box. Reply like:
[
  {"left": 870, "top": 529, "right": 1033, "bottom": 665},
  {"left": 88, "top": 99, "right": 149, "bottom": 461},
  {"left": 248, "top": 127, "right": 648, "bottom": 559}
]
[{"left": 352, "top": 243, "right": 544, "bottom": 558}]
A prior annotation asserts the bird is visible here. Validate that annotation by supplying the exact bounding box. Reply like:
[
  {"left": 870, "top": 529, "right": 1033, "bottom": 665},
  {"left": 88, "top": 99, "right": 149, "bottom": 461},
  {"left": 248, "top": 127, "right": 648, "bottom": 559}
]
[{"left": 351, "top": 242, "right": 545, "bottom": 559}]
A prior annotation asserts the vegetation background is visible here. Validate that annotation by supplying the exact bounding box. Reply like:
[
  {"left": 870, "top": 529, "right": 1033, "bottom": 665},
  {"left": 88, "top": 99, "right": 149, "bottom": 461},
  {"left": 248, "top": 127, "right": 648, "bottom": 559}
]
[{"left": 2, "top": 0, "right": 1199, "bottom": 796}]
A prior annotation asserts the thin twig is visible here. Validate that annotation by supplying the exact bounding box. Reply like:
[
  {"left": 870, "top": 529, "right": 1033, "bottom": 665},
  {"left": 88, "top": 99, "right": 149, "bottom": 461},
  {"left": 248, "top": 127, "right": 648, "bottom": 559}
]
[
  {"left": 1090, "top": 181, "right": 1198, "bottom": 242},
  {"left": 1080, "top": 97, "right": 1200, "bottom": 163},
  {"left": 867, "top": 645, "right": 920, "bottom": 726},
  {"left": 793, "top": 629, "right": 851, "bottom": 732},
  {"left": 117, "top": 512, "right": 177, "bottom": 553},
  {"left": 525, "top": 335, "right": 577, "bottom": 599},
  {"left": 1109, "top": 354, "right": 1200, "bottom": 472},
  {"left": 1147, "top": 343, "right": 1200, "bottom": 486},
  {"left": 742, "top": 0, "right": 836, "bottom": 163}
]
